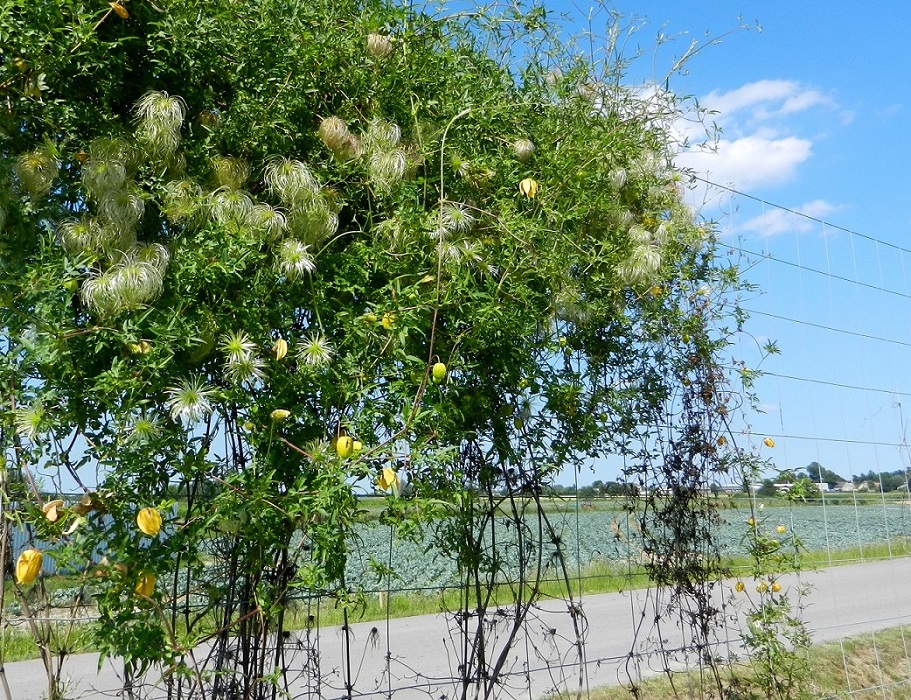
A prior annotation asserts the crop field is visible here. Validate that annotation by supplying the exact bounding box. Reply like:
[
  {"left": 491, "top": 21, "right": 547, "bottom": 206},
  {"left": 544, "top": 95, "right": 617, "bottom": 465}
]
[{"left": 342, "top": 502, "right": 911, "bottom": 593}]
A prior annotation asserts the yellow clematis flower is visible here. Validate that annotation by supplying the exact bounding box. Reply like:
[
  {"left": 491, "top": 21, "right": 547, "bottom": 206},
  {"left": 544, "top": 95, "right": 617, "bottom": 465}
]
[
  {"left": 15, "top": 549, "right": 42, "bottom": 585},
  {"left": 336, "top": 435, "right": 354, "bottom": 459},
  {"left": 134, "top": 571, "right": 155, "bottom": 597},
  {"left": 378, "top": 467, "right": 400, "bottom": 496},
  {"left": 136, "top": 507, "right": 162, "bottom": 537},
  {"left": 274, "top": 338, "right": 288, "bottom": 361},
  {"left": 763, "top": 437, "right": 775, "bottom": 448},
  {"left": 270, "top": 409, "right": 291, "bottom": 422},
  {"left": 518, "top": 177, "right": 539, "bottom": 199},
  {"left": 42, "top": 499, "right": 64, "bottom": 523}
]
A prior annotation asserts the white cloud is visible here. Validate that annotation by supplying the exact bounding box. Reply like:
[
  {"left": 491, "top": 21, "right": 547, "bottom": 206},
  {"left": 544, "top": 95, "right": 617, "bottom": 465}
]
[
  {"left": 675, "top": 79, "right": 839, "bottom": 192},
  {"left": 739, "top": 199, "right": 841, "bottom": 237},
  {"left": 703, "top": 80, "right": 835, "bottom": 123},
  {"left": 677, "top": 135, "right": 812, "bottom": 190}
]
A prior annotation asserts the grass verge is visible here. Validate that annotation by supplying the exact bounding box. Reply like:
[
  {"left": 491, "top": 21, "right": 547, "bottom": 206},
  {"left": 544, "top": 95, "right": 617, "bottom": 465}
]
[{"left": 581, "top": 625, "right": 911, "bottom": 700}]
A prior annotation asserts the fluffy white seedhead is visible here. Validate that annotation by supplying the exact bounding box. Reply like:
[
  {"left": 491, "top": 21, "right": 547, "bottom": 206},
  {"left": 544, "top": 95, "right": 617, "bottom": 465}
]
[
  {"left": 225, "top": 355, "right": 266, "bottom": 385},
  {"left": 368, "top": 150, "right": 406, "bottom": 193},
  {"left": 608, "top": 168, "right": 627, "bottom": 191},
  {"left": 250, "top": 204, "right": 287, "bottom": 240},
  {"left": 98, "top": 188, "right": 145, "bottom": 228},
  {"left": 162, "top": 179, "right": 203, "bottom": 224},
  {"left": 366, "top": 33, "right": 394, "bottom": 59},
  {"left": 297, "top": 332, "right": 334, "bottom": 366},
  {"left": 275, "top": 239, "right": 316, "bottom": 280},
  {"left": 618, "top": 244, "right": 662, "bottom": 286},
  {"left": 512, "top": 139, "right": 536, "bottom": 162},
  {"left": 319, "top": 117, "right": 351, "bottom": 151},
  {"left": 134, "top": 91, "right": 186, "bottom": 156},
  {"left": 210, "top": 187, "right": 254, "bottom": 228},
  {"left": 364, "top": 119, "right": 401, "bottom": 152},
  {"left": 82, "top": 159, "right": 128, "bottom": 198},
  {"left": 212, "top": 157, "right": 251, "bottom": 190},
  {"left": 220, "top": 330, "right": 257, "bottom": 365},
  {"left": 263, "top": 158, "right": 319, "bottom": 205},
  {"left": 59, "top": 217, "right": 102, "bottom": 255},
  {"left": 287, "top": 202, "right": 338, "bottom": 245},
  {"left": 15, "top": 148, "right": 58, "bottom": 198},
  {"left": 165, "top": 375, "right": 215, "bottom": 424},
  {"left": 81, "top": 245, "right": 168, "bottom": 316},
  {"left": 439, "top": 203, "right": 475, "bottom": 236}
]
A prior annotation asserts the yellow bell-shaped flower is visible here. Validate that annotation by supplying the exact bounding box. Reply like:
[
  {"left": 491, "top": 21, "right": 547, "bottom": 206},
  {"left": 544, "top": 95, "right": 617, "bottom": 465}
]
[
  {"left": 336, "top": 436, "right": 354, "bottom": 459},
  {"left": 274, "top": 338, "right": 288, "bottom": 361},
  {"left": 378, "top": 467, "right": 400, "bottom": 497},
  {"left": 519, "top": 177, "right": 539, "bottom": 199},
  {"left": 134, "top": 571, "right": 155, "bottom": 597},
  {"left": 763, "top": 437, "right": 775, "bottom": 448},
  {"left": 15, "top": 549, "right": 43, "bottom": 585},
  {"left": 136, "top": 507, "right": 162, "bottom": 537}
]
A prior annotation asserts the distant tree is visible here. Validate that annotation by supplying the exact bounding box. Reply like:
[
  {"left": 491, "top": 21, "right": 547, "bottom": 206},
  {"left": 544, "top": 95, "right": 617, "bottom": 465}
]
[
  {"left": 757, "top": 479, "right": 779, "bottom": 498},
  {"left": 805, "top": 462, "right": 844, "bottom": 484}
]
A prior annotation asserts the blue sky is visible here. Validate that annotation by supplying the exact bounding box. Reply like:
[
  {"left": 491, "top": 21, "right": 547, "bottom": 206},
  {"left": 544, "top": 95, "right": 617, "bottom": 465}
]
[{"left": 551, "top": 1, "right": 911, "bottom": 485}]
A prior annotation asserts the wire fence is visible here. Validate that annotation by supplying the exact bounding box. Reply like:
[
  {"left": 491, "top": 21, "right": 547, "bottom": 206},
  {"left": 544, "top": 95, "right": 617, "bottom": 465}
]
[{"left": 5, "top": 183, "right": 911, "bottom": 700}]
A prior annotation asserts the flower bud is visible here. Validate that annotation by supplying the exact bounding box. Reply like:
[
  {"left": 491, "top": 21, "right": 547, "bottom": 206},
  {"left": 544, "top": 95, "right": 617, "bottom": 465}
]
[
  {"left": 274, "top": 338, "right": 288, "bottom": 361},
  {"left": 432, "top": 362, "right": 447, "bottom": 384},
  {"left": 270, "top": 409, "right": 291, "bottom": 422}
]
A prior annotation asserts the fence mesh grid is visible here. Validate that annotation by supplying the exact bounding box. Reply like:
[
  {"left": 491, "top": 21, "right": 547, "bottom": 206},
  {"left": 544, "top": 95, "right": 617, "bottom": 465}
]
[{"left": 4, "top": 184, "right": 911, "bottom": 700}]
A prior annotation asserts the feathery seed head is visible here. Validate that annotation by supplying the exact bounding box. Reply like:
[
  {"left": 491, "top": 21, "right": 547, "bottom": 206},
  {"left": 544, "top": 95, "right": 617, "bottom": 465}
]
[
  {"left": 263, "top": 158, "right": 319, "bottom": 204},
  {"left": 220, "top": 330, "right": 257, "bottom": 364},
  {"left": 297, "top": 332, "right": 334, "bottom": 366},
  {"left": 210, "top": 187, "right": 254, "bottom": 228},
  {"left": 212, "top": 156, "right": 251, "bottom": 190},
  {"left": 162, "top": 179, "right": 203, "bottom": 224},
  {"left": 250, "top": 204, "right": 287, "bottom": 240},
  {"left": 82, "top": 159, "right": 128, "bottom": 197},
  {"left": 134, "top": 91, "right": 186, "bottom": 132},
  {"left": 365, "top": 119, "right": 401, "bottom": 152},
  {"left": 98, "top": 188, "right": 145, "bottom": 228},
  {"left": 165, "top": 376, "right": 215, "bottom": 424},
  {"left": 512, "top": 139, "right": 536, "bottom": 162},
  {"left": 15, "top": 148, "right": 58, "bottom": 198},
  {"left": 366, "top": 33, "right": 394, "bottom": 59},
  {"left": 319, "top": 117, "right": 352, "bottom": 152},
  {"left": 369, "top": 150, "right": 406, "bottom": 193},
  {"left": 275, "top": 239, "right": 316, "bottom": 280}
]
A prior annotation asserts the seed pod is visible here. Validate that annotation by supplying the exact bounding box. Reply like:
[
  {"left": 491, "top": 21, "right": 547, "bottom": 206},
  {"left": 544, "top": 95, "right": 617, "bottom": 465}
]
[
  {"left": 15, "top": 549, "right": 42, "bottom": 585},
  {"left": 136, "top": 507, "right": 162, "bottom": 536}
]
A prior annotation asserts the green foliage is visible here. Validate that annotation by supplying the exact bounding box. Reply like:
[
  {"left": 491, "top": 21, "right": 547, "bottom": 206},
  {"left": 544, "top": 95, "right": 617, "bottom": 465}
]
[{"left": 0, "top": 1, "right": 757, "bottom": 698}]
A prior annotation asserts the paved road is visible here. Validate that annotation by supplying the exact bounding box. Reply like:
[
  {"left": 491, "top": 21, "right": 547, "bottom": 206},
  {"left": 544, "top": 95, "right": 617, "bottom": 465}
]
[{"left": 4, "top": 558, "right": 911, "bottom": 700}]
